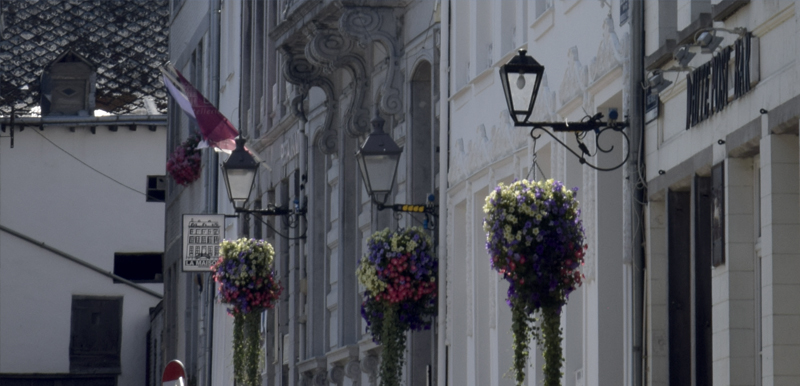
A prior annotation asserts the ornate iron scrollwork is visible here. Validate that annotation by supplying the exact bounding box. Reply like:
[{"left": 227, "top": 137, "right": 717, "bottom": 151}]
[{"left": 525, "top": 113, "right": 630, "bottom": 172}]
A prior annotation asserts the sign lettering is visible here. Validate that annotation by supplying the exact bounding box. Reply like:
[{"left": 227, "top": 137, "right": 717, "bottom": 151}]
[{"left": 686, "top": 33, "right": 754, "bottom": 130}]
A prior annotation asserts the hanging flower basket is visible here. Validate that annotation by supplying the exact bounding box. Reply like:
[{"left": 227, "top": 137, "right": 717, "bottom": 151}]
[
  {"left": 211, "top": 238, "right": 282, "bottom": 386},
  {"left": 166, "top": 132, "right": 202, "bottom": 186},
  {"left": 357, "top": 227, "right": 438, "bottom": 386},
  {"left": 483, "top": 179, "right": 586, "bottom": 386}
]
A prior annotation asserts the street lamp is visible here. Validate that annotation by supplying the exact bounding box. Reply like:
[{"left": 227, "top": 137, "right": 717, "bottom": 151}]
[
  {"left": 356, "top": 111, "right": 436, "bottom": 216},
  {"left": 222, "top": 137, "right": 258, "bottom": 210},
  {"left": 355, "top": 112, "right": 402, "bottom": 205},
  {"left": 499, "top": 49, "right": 631, "bottom": 172},
  {"left": 222, "top": 137, "right": 306, "bottom": 220},
  {"left": 499, "top": 49, "right": 544, "bottom": 125}
]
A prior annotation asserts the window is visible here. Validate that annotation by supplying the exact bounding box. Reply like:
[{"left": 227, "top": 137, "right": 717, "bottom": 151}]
[
  {"left": 70, "top": 296, "right": 123, "bottom": 374},
  {"left": 114, "top": 253, "right": 164, "bottom": 283},
  {"left": 535, "top": 0, "right": 552, "bottom": 18},
  {"left": 146, "top": 175, "right": 166, "bottom": 202},
  {"left": 41, "top": 51, "right": 96, "bottom": 116}
]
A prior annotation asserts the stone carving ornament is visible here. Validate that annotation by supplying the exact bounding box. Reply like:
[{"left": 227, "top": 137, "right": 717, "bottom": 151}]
[
  {"left": 314, "top": 369, "right": 328, "bottom": 386},
  {"left": 280, "top": 44, "right": 339, "bottom": 154},
  {"left": 559, "top": 46, "right": 588, "bottom": 108},
  {"left": 360, "top": 354, "right": 379, "bottom": 384},
  {"left": 589, "top": 14, "right": 625, "bottom": 84},
  {"left": 328, "top": 365, "right": 345, "bottom": 385},
  {"left": 345, "top": 360, "right": 361, "bottom": 384},
  {"left": 304, "top": 23, "right": 370, "bottom": 137},
  {"left": 340, "top": 7, "right": 403, "bottom": 116},
  {"left": 301, "top": 371, "right": 315, "bottom": 386},
  {"left": 304, "top": 22, "right": 355, "bottom": 75}
]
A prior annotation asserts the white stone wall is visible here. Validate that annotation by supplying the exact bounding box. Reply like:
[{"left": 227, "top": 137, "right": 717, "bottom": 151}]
[
  {"left": 0, "top": 126, "right": 166, "bottom": 386},
  {"left": 443, "top": 1, "right": 631, "bottom": 385},
  {"left": 643, "top": 1, "right": 800, "bottom": 385}
]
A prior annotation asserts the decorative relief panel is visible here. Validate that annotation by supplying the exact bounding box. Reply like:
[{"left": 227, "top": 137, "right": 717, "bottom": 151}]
[
  {"left": 448, "top": 110, "right": 541, "bottom": 186},
  {"left": 588, "top": 15, "right": 626, "bottom": 85},
  {"left": 449, "top": 73, "right": 558, "bottom": 186},
  {"left": 559, "top": 46, "right": 588, "bottom": 110}
]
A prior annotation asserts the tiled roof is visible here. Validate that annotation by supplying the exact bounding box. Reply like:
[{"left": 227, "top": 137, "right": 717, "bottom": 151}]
[{"left": 0, "top": 0, "right": 170, "bottom": 115}]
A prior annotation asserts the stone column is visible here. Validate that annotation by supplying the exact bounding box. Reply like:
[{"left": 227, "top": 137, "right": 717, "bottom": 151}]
[
  {"left": 645, "top": 197, "right": 668, "bottom": 386},
  {"left": 711, "top": 157, "right": 757, "bottom": 386},
  {"left": 759, "top": 133, "right": 800, "bottom": 385}
]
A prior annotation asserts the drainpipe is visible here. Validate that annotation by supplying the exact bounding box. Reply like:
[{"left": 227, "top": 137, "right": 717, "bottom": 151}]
[
  {"left": 206, "top": 0, "right": 222, "bottom": 385},
  {"left": 629, "top": 0, "right": 646, "bottom": 385},
  {"left": 436, "top": 1, "right": 450, "bottom": 386}
]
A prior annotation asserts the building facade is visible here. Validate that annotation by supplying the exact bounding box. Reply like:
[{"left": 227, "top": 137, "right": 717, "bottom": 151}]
[
  {"left": 234, "top": 1, "right": 441, "bottom": 385},
  {"left": 159, "top": 0, "right": 242, "bottom": 386},
  {"left": 0, "top": 1, "right": 169, "bottom": 385},
  {"left": 442, "top": 1, "right": 640, "bottom": 386},
  {"left": 160, "top": 1, "right": 800, "bottom": 386},
  {"left": 643, "top": 1, "right": 800, "bottom": 385}
]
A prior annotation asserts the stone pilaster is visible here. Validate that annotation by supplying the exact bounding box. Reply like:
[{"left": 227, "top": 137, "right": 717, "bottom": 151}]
[{"left": 759, "top": 134, "right": 800, "bottom": 386}]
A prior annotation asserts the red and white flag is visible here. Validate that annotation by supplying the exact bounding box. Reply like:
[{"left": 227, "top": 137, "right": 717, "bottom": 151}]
[{"left": 161, "top": 65, "right": 238, "bottom": 151}]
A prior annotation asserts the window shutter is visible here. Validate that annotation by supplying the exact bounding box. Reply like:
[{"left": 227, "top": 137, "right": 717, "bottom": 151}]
[
  {"left": 694, "top": 176, "right": 713, "bottom": 386},
  {"left": 711, "top": 163, "right": 725, "bottom": 266},
  {"left": 70, "top": 296, "right": 123, "bottom": 374},
  {"left": 668, "top": 190, "right": 692, "bottom": 386}
]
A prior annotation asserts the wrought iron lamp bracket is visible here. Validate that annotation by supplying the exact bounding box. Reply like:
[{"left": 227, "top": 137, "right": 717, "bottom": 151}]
[
  {"left": 516, "top": 113, "right": 631, "bottom": 172},
  {"left": 374, "top": 199, "right": 438, "bottom": 230},
  {"left": 234, "top": 200, "right": 308, "bottom": 239},
  {"left": 375, "top": 202, "right": 438, "bottom": 216}
]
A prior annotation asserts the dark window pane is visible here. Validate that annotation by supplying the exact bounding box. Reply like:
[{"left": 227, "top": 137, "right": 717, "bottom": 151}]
[
  {"left": 114, "top": 253, "right": 164, "bottom": 283},
  {"left": 146, "top": 175, "right": 166, "bottom": 203},
  {"left": 70, "top": 297, "right": 122, "bottom": 374}
]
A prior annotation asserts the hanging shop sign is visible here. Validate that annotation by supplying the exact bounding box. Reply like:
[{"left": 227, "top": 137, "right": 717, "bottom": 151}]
[
  {"left": 182, "top": 214, "right": 224, "bottom": 272},
  {"left": 686, "top": 33, "right": 759, "bottom": 129}
]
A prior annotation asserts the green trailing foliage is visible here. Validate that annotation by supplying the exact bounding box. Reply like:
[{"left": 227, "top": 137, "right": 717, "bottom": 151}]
[
  {"left": 484, "top": 179, "right": 587, "bottom": 385},
  {"left": 379, "top": 306, "right": 406, "bottom": 386}
]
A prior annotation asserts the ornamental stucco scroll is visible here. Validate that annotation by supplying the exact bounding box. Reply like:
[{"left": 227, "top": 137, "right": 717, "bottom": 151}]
[
  {"left": 304, "top": 23, "right": 370, "bottom": 137},
  {"left": 280, "top": 44, "right": 339, "bottom": 155},
  {"left": 340, "top": 7, "right": 403, "bottom": 117}
]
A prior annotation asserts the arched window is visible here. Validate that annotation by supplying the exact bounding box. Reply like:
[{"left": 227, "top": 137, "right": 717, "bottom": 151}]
[{"left": 409, "top": 61, "right": 436, "bottom": 201}]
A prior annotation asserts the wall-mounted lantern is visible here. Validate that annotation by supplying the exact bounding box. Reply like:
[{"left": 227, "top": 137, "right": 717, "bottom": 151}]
[{"left": 500, "top": 49, "right": 631, "bottom": 172}]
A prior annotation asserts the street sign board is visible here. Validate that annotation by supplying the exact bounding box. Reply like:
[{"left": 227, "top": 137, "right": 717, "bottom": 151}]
[
  {"left": 162, "top": 359, "right": 185, "bottom": 386},
  {"left": 182, "top": 214, "right": 224, "bottom": 272}
]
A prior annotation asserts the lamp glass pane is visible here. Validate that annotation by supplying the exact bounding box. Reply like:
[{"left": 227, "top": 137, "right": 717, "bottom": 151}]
[
  {"left": 357, "top": 154, "right": 372, "bottom": 194},
  {"left": 505, "top": 72, "right": 538, "bottom": 114},
  {"left": 364, "top": 153, "right": 400, "bottom": 194},
  {"left": 225, "top": 168, "right": 256, "bottom": 204}
]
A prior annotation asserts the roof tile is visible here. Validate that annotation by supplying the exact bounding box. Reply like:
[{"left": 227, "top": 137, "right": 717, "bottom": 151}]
[{"left": 1, "top": 0, "right": 169, "bottom": 115}]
